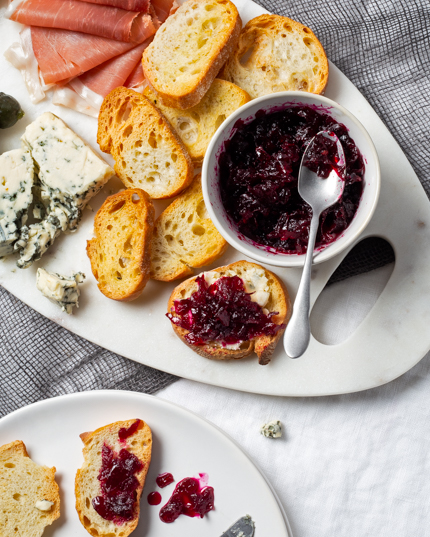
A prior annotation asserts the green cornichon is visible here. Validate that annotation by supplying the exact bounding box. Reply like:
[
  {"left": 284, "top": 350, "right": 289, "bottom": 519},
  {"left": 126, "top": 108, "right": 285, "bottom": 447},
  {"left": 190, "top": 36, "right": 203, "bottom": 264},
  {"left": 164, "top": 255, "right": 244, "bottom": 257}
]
[{"left": 0, "top": 92, "right": 24, "bottom": 129}]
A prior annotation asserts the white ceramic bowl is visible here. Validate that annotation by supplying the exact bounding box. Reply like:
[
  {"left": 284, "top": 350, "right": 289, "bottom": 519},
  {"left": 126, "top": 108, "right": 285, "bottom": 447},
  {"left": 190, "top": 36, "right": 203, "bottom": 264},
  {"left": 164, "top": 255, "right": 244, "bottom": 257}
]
[{"left": 201, "top": 91, "right": 381, "bottom": 268}]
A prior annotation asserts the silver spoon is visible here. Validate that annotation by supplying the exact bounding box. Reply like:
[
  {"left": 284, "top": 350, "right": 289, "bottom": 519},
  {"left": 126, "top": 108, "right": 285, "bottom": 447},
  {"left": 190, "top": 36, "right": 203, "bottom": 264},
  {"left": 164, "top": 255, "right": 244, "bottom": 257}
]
[{"left": 283, "top": 131, "right": 346, "bottom": 359}]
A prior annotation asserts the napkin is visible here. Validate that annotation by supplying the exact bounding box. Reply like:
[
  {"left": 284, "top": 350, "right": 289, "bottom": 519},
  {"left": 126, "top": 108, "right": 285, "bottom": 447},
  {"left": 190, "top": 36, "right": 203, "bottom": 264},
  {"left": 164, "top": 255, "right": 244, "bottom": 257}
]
[{"left": 1, "top": 0, "right": 429, "bottom": 417}]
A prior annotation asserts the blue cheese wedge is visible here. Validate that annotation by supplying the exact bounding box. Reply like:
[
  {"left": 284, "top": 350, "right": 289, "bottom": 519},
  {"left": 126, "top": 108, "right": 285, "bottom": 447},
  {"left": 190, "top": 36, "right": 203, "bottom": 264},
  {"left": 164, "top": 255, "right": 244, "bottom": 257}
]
[
  {"left": 36, "top": 267, "right": 85, "bottom": 314},
  {"left": 0, "top": 148, "right": 34, "bottom": 257},
  {"left": 260, "top": 420, "right": 282, "bottom": 439},
  {"left": 16, "top": 112, "right": 114, "bottom": 268}
]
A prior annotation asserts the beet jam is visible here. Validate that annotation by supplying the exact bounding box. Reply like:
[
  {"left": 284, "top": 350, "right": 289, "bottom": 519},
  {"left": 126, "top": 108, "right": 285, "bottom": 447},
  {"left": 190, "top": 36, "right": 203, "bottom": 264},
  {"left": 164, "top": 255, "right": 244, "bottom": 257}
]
[
  {"left": 159, "top": 477, "right": 214, "bottom": 523},
  {"left": 167, "top": 274, "right": 283, "bottom": 346},
  {"left": 147, "top": 491, "right": 162, "bottom": 505},
  {"left": 92, "top": 443, "right": 144, "bottom": 524},
  {"left": 156, "top": 472, "right": 174, "bottom": 488},
  {"left": 118, "top": 419, "right": 142, "bottom": 442},
  {"left": 219, "top": 105, "right": 365, "bottom": 254}
]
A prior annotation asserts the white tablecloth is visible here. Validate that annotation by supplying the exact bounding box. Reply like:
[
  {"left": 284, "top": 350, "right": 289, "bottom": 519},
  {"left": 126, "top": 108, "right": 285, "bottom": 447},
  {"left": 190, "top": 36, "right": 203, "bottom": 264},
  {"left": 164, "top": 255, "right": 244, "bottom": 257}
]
[{"left": 156, "top": 265, "right": 430, "bottom": 537}]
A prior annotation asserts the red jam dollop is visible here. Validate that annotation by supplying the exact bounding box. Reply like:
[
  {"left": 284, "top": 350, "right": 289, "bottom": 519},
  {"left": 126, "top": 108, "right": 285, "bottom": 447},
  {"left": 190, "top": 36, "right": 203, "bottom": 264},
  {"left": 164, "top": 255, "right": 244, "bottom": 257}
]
[
  {"left": 159, "top": 477, "right": 214, "bottom": 523},
  {"left": 92, "top": 443, "right": 144, "bottom": 524},
  {"left": 147, "top": 491, "right": 162, "bottom": 505},
  {"left": 219, "top": 105, "right": 365, "bottom": 254},
  {"left": 118, "top": 419, "right": 142, "bottom": 441},
  {"left": 167, "top": 274, "right": 283, "bottom": 346},
  {"left": 156, "top": 472, "right": 175, "bottom": 488}
]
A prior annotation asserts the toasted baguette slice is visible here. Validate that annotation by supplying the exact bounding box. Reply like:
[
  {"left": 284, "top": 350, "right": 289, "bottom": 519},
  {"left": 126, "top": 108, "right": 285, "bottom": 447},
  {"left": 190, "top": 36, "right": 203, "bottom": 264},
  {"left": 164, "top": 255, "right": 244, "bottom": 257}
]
[
  {"left": 221, "top": 14, "right": 328, "bottom": 98},
  {"left": 151, "top": 174, "right": 228, "bottom": 281},
  {"left": 97, "top": 87, "right": 194, "bottom": 199},
  {"left": 75, "top": 419, "right": 152, "bottom": 537},
  {"left": 144, "top": 79, "right": 250, "bottom": 165},
  {"left": 167, "top": 260, "right": 290, "bottom": 364},
  {"left": 0, "top": 440, "right": 60, "bottom": 537},
  {"left": 87, "top": 188, "right": 155, "bottom": 301},
  {"left": 142, "top": 0, "right": 242, "bottom": 109}
]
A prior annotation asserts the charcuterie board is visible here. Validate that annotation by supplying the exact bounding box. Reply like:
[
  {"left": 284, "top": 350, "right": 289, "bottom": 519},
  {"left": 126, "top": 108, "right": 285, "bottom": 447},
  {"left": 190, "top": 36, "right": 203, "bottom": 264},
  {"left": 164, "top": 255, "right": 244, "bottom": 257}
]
[{"left": 1, "top": 0, "right": 430, "bottom": 396}]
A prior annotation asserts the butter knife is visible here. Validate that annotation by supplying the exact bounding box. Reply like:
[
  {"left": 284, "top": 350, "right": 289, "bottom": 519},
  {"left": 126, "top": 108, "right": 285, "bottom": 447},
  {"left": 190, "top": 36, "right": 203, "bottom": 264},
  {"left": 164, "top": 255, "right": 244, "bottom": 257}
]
[{"left": 220, "top": 515, "right": 255, "bottom": 537}]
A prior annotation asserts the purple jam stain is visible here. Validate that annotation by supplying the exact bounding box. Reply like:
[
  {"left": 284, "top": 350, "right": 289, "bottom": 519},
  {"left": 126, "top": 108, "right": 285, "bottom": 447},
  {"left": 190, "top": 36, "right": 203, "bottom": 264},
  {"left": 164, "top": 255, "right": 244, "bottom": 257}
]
[
  {"left": 156, "top": 472, "right": 175, "bottom": 488},
  {"left": 218, "top": 105, "right": 365, "bottom": 254},
  {"left": 159, "top": 476, "right": 214, "bottom": 523},
  {"left": 147, "top": 491, "right": 162, "bottom": 505},
  {"left": 167, "top": 275, "right": 283, "bottom": 346},
  {"left": 118, "top": 419, "right": 142, "bottom": 442},
  {"left": 92, "top": 443, "right": 144, "bottom": 524}
]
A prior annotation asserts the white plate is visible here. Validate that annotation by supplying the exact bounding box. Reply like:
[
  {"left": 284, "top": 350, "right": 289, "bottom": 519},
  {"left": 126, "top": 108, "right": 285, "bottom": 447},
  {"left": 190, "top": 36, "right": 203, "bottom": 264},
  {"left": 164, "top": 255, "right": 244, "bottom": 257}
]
[
  {"left": 1, "top": 0, "right": 430, "bottom": 396},
  {"left": 0, "top": 390, "right": 292, "bottom": 537}
]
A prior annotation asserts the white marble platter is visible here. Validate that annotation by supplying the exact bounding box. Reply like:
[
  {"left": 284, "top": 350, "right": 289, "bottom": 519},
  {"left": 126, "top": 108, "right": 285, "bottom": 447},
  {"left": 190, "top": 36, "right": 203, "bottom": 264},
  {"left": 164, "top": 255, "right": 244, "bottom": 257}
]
[{"left": 1, "top": 0, "right": 430, "bottom": 396}]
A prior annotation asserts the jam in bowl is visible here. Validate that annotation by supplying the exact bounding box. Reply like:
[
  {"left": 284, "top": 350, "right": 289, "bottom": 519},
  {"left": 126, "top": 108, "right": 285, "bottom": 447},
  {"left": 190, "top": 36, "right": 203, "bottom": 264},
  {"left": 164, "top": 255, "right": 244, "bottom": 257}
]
[{"left": 202, "top": 92, "right": 381, "bottom": 268}]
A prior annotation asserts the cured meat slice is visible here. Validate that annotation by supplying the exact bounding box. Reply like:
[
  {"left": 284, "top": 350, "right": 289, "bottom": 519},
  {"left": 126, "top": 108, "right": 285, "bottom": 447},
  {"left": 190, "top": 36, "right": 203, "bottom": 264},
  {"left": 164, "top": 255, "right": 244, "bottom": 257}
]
[
  {"left": 73, "top": 0, "right": 150, "bottom": 11},
  {"left": 4, "top": 28, "right": 46, "bottom": 103},
  {"left": 9, "top": 0, "right": 155, "bottom": 43},
  {"left": 53, "top": 86, "right": 99, "bottom": 118},
  {"left": 125, "top": 62, "right": 146, "bottom": 91},
  {"left": 151, "top": 0, "right": 176, "bottom": 23},
  {"left": 31, "top": 27, "right": 150, "bottom": 84},
  {"left": 70, "top": 40, "right": 151, "bottom": 105}
]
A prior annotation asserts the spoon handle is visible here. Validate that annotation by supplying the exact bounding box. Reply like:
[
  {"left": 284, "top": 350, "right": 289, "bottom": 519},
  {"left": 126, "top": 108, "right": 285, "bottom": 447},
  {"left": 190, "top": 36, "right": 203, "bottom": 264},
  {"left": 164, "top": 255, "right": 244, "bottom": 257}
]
[{"left": 283, "top": 210, "right": 321, "bottom": 359}]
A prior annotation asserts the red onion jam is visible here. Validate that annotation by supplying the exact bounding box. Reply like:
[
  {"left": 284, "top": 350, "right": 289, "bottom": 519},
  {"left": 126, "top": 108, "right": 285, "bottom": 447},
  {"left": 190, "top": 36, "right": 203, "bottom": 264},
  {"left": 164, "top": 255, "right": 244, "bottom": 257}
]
[
  {"left": 219, "top": 105, "right": 364, "bottom": 254},
  {"left": 167, "top": 274, "right": 283, "bottom": 346},
  {"left": 159, "top": 476, "right": 214, "bottom": 523}
]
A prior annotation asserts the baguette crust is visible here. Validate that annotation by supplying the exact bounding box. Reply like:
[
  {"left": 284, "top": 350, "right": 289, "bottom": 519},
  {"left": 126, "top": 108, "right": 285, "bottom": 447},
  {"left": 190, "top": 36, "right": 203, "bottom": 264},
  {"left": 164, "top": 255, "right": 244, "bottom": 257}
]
[
  {"left": 142, "top": 0, "right": 242, "bottom": 109},
  {"left": 222, "top": 14, "right": 328, "bottom": 98},
  {"left": 144, "top": 79, "right": 251, "bottom": 166},
  {"left": 75, "top": 419, "right": 152, "bottom": 537},
  {"left": 0, "top": 440, "right": 60, "bottom": 537},
  {"left": 87, "top": 188, "right": 155, "bottom": 301},
  {"left": 167, "top": 260, "right": 290, "bottom": 364},
  {"left": 151, "top": 174, "right": 228, "bottom": 281},
  {"left": 97, "top": 87, "right": 194, "bottom": 199}
]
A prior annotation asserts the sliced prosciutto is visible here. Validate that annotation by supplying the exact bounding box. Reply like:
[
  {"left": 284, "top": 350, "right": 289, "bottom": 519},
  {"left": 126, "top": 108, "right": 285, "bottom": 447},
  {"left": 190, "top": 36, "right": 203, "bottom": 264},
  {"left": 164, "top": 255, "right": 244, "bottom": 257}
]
[
  {"left": 73, "top": 0, "right": 150, "bottom": 11},
  {"left": 70, "top": 40, "right": 151, "bottom": 108},
  {"left": 125, "top": 62, "right": 146, "bottom": 90},
  {"left": 151, "top": 0, "right": 176, "bottom": 23},
  {"left": 31, "top": 27, "right": 147, "bottom": 84},
  {"left": 9, "top": 0, "right": 155, "bottom": 43}
]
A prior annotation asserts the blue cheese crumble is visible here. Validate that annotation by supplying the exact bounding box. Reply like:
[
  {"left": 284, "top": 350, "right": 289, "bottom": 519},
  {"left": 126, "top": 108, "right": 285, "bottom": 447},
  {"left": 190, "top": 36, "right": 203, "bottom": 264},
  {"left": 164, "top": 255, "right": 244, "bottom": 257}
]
[
  {"left": 260, "top": 420, "right": 282, "bottom": 438},
  {"left": 36, "top": 268, "right": 85, "bottom": 314},
  {"left": 16, "top": 112, "right": 114, "bottom": 268},
  {"left": 0, "top": 148, "right": 35, "bottom": 257}
]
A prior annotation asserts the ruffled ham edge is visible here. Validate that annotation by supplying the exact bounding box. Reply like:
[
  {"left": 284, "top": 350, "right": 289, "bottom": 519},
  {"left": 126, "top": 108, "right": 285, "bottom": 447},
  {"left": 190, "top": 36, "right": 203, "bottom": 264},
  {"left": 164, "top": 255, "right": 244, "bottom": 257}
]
[{"left": 3, "top": 27, "right": 52, "bottom": 104}]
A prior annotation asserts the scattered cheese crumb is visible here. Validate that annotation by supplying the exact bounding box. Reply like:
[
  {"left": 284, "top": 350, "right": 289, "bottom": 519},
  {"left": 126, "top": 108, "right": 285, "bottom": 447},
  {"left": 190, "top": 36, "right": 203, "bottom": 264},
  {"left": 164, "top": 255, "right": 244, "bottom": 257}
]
[{"left": 260, "top": 420, "right": 282, "bottom": 438}]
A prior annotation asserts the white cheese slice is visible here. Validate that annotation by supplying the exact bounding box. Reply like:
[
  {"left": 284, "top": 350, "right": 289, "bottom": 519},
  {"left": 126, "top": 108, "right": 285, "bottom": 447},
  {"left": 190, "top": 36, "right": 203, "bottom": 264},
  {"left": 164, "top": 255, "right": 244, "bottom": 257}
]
[
  {"left": 16, "top": 112, "right": 114, "bottom": 268},
  {"left": 0, "top": 148, "right": 34, "bottom": 257},
  {"left": 36, "top": 268, "right": 85, "bottom": 314}
]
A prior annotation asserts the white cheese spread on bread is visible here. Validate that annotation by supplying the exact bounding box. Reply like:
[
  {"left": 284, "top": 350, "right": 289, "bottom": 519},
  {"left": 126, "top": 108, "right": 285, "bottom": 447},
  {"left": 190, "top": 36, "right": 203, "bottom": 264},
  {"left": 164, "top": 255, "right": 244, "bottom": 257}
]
[{"left": 36, "top": 267, "right": 85, "bottom": 314}]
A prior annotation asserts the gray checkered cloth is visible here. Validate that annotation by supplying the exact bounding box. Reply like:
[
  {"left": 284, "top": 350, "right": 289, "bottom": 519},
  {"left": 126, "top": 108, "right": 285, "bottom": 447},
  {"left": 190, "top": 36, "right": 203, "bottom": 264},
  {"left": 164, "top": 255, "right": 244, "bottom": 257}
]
[{"left": 1, "top": 0, "right": 429, "bottom": 417}]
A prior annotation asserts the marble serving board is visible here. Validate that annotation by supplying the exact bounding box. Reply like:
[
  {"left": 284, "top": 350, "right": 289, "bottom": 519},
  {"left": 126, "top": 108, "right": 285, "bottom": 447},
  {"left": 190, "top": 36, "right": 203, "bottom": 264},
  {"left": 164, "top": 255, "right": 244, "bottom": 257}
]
[{"left": 1, "top": 0, "right": 430, "bottom": 397}]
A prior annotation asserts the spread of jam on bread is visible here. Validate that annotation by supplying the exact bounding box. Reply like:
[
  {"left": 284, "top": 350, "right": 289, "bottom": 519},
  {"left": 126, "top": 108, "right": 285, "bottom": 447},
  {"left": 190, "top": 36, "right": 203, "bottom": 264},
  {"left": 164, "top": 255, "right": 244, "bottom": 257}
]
[
  {"left": 219, "top": 104, "right": 365, "bottom": 254},
  {"left": 159, "top": 476, "right": 215, "bottom": 523},
  {"left": 92, "top": 420, "right": 145, "bottom": 524},
  {"left": 167, "top": 274, "right": 283, "bottom": 346}
]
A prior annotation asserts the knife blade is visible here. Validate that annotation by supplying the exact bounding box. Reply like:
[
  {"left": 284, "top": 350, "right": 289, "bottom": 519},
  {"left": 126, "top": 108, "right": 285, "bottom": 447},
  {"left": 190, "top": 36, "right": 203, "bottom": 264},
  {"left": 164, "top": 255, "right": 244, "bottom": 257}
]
[{"left": 220, "top": 515, "right": 255, "bottom": 537}]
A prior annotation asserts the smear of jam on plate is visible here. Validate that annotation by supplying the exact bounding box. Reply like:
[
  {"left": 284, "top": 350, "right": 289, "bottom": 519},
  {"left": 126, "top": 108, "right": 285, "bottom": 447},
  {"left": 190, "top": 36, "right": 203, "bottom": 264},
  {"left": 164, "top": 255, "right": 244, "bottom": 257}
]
[
  {"left": 159, "top": 475, "right": 214, "bottom": 523},
  {"left": 219, "top": 105, "right": 365, "bottom": 254},
  {"left": 147, "top": 491, "right": 162, "bottom": 505},
  {"left": 156, "top": 472, "right": 175, "bottom": 488}
]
